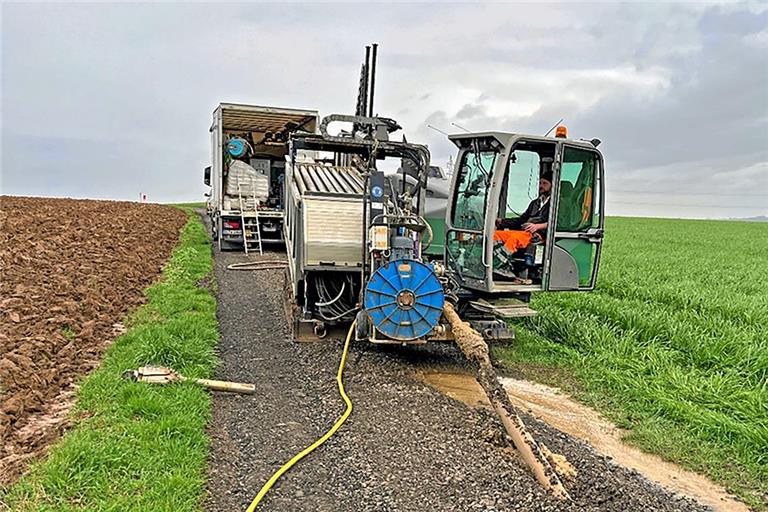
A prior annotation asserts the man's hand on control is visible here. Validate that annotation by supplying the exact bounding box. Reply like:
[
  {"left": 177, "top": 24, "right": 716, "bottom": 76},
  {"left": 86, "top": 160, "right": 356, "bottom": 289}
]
[{"left": 522, "top": 222, "right": 544, "bottom": 234}]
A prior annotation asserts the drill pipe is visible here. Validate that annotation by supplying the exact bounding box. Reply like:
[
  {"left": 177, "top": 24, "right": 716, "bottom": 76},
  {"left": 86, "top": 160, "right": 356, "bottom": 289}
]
[{"left": 442, "top": 303, "right": 571, "bottom": 500}]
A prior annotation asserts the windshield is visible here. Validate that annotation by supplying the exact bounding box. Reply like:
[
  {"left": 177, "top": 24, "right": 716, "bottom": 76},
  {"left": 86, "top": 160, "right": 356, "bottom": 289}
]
[{"left": 451, "top": 147, "right": 497, "bottom": 231}]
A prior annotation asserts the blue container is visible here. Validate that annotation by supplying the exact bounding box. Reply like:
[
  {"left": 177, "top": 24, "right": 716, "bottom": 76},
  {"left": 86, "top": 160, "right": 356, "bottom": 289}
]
[
  {"left": 226, "top": 138, "right": 248, "bottom": 158},
  {"left": 364, "top": 259, "right": 445, "bottom": 341}
]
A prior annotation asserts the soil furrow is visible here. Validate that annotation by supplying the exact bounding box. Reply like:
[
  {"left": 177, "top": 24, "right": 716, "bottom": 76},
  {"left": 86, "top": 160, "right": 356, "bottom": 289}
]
[{"left": 0, "top": 196, "right": 186, "bottom": 485}]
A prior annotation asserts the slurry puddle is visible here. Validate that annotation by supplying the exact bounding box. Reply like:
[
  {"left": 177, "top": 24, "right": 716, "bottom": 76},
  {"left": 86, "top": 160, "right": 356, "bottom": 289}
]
[{"left": 417, "top": 370, "right": 748, "bottom": 512}]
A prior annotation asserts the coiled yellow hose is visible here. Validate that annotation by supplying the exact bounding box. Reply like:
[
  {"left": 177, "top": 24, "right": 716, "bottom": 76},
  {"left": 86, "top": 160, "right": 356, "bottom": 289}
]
[{"left": 245, "top": 321, "right": 356, "bottom": 511}]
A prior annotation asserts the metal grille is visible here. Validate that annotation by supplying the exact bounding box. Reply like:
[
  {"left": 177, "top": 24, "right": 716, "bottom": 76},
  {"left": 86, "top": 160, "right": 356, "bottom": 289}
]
[{"left": 293, "top": 163, "right": 364, "bottom": 196}]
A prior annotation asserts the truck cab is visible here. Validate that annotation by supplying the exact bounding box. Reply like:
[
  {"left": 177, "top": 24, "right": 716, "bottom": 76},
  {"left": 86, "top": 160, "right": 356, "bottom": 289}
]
[{"left": 445, "top": 129, "right": 604, "bottom": 296}]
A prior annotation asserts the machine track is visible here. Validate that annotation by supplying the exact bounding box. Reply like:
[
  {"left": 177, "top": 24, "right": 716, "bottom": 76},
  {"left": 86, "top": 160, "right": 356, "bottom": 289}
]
[{"left": 202, "top": 215, "right": 712, "bottom": 512}]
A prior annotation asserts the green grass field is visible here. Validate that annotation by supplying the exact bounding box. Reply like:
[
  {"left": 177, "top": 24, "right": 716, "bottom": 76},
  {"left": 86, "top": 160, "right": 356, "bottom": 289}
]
[
  {"left": 3, "top": 211, "right": 766, "bottom": 510},
  {"left": 170, "top": 202, "right": 206, "bottom": 208},
  {"left": 2, "top": 210, "right": 217, "bottom": 511},
  {"left": 496, "top": 217, "right": 768, "bottom": 509}
]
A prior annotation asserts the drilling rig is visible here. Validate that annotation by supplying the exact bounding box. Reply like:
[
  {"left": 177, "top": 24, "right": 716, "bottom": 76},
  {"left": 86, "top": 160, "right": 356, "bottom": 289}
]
[
  {"left": 283, "top": 45, "right": 605, "bottom": 344},
  {"left": 276, "top": 44, "right": 606, "bottom": 498}
]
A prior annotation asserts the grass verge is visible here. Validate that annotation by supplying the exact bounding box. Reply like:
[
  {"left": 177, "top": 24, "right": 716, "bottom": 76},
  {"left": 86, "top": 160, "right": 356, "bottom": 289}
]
[
  {"left": 1, "top": 209, "right": 217, "bottom": 511},
  {"left": 495, "top": 217, "right": 768, "bottom": 510}
]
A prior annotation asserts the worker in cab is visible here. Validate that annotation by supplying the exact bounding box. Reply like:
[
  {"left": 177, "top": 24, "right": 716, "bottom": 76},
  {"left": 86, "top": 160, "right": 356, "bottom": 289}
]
[
  {"left": 492, "top": 171, "right": 552, "bottom": 281},
  {"left": 494, "top": 171, "right": 552, "bottom": 252}
]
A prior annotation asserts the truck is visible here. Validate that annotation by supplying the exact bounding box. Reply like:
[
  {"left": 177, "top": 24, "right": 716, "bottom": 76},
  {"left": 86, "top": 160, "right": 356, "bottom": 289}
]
[
  {"left": 204, "top": 103, "right": 319, "bottom": 251},
  {"left": 279, "top": 45, "right": 605, "bottom": 342}
]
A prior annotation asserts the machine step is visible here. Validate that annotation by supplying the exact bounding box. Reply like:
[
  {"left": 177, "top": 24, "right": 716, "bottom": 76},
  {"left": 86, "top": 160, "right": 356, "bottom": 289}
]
[{"left": 468, "top": 299, "right": 538, "bottom": 319}]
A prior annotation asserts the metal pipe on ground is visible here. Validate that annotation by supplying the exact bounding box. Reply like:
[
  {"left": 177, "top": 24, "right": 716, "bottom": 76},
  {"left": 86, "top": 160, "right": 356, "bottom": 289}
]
[
  {"left": 442, "top": 302, "right": 571, "bottom": 501},
  {"left": 123, "top": 366, "right": 256, "bottom": 394}
]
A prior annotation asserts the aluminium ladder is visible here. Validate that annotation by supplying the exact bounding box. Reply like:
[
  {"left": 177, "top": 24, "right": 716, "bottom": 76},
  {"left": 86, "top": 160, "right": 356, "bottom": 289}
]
[{"left": 237, "top": 181, "right": 263, "bottom": 256}]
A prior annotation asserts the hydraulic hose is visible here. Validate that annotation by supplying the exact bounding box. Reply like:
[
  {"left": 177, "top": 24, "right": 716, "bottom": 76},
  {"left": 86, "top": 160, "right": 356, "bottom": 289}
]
[
  {"left": 245, "top": 320, "right": 356, "bottom": 511},
  {"left": 421, "top": 218, "right": 434, "bottom": 251},
  {"left": 227, "top": 260, "right": 287, "bottom": 271}
]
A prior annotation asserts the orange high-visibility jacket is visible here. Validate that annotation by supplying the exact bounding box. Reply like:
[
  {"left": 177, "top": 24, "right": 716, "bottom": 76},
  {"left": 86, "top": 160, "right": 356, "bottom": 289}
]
[{"left": 493, "top": 230, "right": 532, "bottom": 253}]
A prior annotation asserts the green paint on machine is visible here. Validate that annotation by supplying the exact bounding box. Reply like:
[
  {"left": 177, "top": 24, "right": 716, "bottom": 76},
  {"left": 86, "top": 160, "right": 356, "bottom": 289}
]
[{"left": 424, "top": 215, "right": 446, "bottom": 257}]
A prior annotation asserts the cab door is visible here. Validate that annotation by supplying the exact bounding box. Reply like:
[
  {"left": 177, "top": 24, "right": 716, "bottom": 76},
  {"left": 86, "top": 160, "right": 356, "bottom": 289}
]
[
  {"left": 545, "top": 144, "right": 605, "bottom": 290},
  {"left": 443, "top": 143, "right": 501, "bottom": 292}
]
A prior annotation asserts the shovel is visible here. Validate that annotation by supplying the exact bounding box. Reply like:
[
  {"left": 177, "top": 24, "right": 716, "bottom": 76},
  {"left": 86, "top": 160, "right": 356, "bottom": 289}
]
[{"left": 122, "top": 365, "right": 255, "bottom": 394}]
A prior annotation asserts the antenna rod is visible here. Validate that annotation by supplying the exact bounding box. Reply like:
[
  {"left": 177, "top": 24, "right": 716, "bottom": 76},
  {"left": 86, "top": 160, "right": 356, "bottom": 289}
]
[
  {"left": 363, "top": 46, "right": 371, "bottom": 117},
  {"left": 544, "top": 118, "right": 564, "bottom": 137},
  {"left": 427, "top": 124, "right": 449, "bottom": 136},
  {"left": 368, "top": 43, "right": 378, "bottom": 117},
  {"left": 451, "top": 122, "right": 471, "bottom": 133}
]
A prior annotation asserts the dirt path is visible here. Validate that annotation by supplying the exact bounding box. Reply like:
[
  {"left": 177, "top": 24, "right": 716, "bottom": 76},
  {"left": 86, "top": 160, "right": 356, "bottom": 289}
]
[
  {"left": 0, "top": 196, "right": 186, "bottom": 486},
  {"left": 419, "top": 371, "right": 748, "bottom": 512},
  {"left": 204, "top": 233, "right": 714, "bottom": 510}
]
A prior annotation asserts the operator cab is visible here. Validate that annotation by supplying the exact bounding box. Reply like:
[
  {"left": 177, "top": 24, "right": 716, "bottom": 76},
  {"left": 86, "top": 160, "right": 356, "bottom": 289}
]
[{"left": 445, "top": 129, "right": 604, "bottom": 296}]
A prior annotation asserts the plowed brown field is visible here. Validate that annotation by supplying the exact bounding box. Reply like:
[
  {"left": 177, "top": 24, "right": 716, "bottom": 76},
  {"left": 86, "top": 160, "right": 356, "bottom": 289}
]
[{"left": 0, "top": 196, "right": 187, "bottom": 485}]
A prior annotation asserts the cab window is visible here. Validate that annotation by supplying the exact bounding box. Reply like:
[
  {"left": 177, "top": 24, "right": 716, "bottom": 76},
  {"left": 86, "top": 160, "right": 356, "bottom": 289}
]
[
  {"left": 502, "top": 150, "right": 540, "bottom": 219},
  {"left": 557, "top": 147, "right": 600, "bottom": 232},
  {"left": 451, "top": 148, "right": 497, "bottom": 231}
]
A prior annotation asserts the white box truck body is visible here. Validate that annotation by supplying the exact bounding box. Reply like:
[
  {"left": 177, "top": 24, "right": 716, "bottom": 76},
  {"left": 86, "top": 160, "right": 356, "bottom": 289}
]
[{"left": 205, "top": 103, "right": 319, "bottom": 250}]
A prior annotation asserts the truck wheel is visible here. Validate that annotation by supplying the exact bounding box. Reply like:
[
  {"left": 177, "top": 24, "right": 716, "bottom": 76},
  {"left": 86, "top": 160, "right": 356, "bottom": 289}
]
[{"left": 219, "top": 240, "right": 241, "bottom": 252}]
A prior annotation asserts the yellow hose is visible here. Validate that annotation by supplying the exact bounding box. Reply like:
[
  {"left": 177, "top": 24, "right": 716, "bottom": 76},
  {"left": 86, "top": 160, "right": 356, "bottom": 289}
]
[{"left": 245, "top": 321, "right": 356, "bottom": 511}]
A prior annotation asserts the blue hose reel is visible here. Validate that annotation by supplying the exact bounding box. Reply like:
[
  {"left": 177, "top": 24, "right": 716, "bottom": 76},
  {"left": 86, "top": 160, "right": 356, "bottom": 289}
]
[
  {"left": 226, "top": 138, "right": 248, "bottom": 158},
  {"left": 364, "top": 259, "right": 445, "bottom": 341}
]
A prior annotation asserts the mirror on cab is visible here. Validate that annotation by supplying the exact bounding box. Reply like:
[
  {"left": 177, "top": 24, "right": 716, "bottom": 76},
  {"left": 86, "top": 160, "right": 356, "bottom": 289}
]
[{"left": 203, "top": 166, "right": 211, "bottom": 186}]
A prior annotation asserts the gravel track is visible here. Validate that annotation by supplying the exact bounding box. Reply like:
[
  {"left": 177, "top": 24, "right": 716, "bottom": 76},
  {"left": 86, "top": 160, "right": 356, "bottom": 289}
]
[{"left": 204, "top": 227, "right": 711, "bottom": 511}]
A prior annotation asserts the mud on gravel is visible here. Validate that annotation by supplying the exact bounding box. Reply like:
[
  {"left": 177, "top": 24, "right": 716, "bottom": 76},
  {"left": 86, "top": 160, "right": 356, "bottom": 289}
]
[{"left": 0, "top": 196, "right": 186, "bottom": 486}]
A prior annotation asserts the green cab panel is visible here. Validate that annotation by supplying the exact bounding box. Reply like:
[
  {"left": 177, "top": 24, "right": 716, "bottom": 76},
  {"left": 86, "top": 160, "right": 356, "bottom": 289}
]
[
  {"left": 424, "top": 216, "right": 445, "bottom": 257},
  {"left": 555, "top": 239, "right": 595, "bottom": 286}
]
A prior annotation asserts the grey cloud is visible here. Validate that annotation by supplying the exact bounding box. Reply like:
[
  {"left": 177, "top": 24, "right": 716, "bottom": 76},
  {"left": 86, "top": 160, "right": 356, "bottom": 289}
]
[
  {"left": 413, "top": 4, "right": 767, "bottom": 217},
  {"left": 2, "top": 133, "right": 201, "bottom": 202},
  {"left": 1, "top": 2, "right": 766, "bottom": 219},
  {"left": 576, "top": 6, "right": 768, "bottom": 169},
  {"left": 699, "top": 6, "right": 768, "bottom": 35},
  {"left": 456, "top": 103, "right": 486, "bottom": 120}
]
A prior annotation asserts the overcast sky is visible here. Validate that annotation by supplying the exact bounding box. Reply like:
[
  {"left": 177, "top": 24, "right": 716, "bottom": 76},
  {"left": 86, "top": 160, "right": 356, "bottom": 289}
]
[{"left": 2, "top": 1, "right": 766, "bottom": 218}]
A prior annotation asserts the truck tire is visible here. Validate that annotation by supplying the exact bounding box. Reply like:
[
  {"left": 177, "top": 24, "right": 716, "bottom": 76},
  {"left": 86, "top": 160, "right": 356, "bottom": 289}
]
[{"left": 219, "top": 240, "right": 241, "bottom": 252}]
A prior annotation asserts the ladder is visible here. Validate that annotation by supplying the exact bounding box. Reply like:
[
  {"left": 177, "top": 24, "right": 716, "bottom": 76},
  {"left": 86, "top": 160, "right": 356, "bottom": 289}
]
[{"left": 237, "top": 182, "right": 263, "bottom": 256}]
